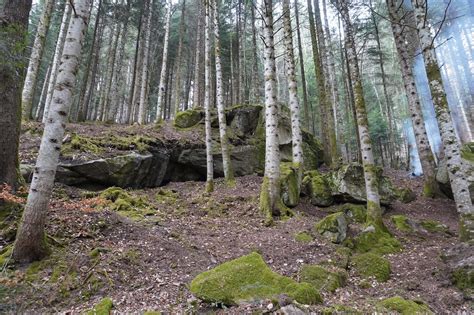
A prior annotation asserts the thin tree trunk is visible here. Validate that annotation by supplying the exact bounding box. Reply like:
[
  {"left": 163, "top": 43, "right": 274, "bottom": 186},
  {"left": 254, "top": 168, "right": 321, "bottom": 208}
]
[
  {"left": 250, "top": 2, "right": 260, "bottom": 103},
  {"left": 0, "top": 0, "right": 32, "bottom": 189},
  {"left": 213, "top": 0, "right": 234, "bottom": 185},
  {"left": 21, "top": 0, "right": 54, "bottom": 120},
  {"left": 204, "top": 0, "right": 214, "bottom": 192},
  {"left": 34, "top": 64, "right": 51, "bottom": 121},
  {"left": 192, "top": 4, "right": 203, "bottom": 109},
  {"left": 155, "top": 4, "right": 171, "bottom": 123},
  {"left": 43, "top": 2, "right": 71, "bottom": 123},
  {"left": 260, "top": 0, "right": 284, "bottom": 223},
  {"left": 138, "top": 0, "right": 152, "bottom": 124},
  {"left": 335, "top": 0, "right": 383, "bottom": 228},
  {"left": 13, "top": 0, "right": 91, "bottom": 263},
  {"left": 411, "top": 0, "right": 473, "bottom": 241},
  {"left": 387, "top": 0, "right": 441, "bottom": 197},
  {"left": 173, "top": 0, "right": 186, "bottom": 117}
]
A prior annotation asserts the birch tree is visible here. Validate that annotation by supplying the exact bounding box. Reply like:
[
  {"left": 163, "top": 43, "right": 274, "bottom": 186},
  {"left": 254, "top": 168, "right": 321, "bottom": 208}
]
[
  {"left": 386, "top": 0, "right": 441, "bottom": 197},
  {"left": 213, "top": 0, "right": 234, "bottom": 185},
  {"left": 282, "top": 0, "right": 303, "bottom": 184},
  {"left": 259, "top": 0, "right": 284, "bottom": 222},
  {"left": 173, "top": 0, "right": 186, "bottom": 117},
  {"left": 21, "top": 0, "right": 53, "bottom": 120},
  {"left": 138, "top": 0, "right": 152, "bottom": 124},
  {"left": 0, "top": 0, "right": 32, "bottom": 189},
  {"left": 411, "top": 0, "right": 473, "bottom": 241},
  {"left": 13, "top": 0, "right": 91, "bottom": 263},
  {"left": 155, "top": 4, "right": 171, "bottom": 123},
  {"left": 204, "top": 0, "right": 214, "bottom": 192},
  {"left": 43, "top": 2, "right": 71, "bottom": 123},
  {"left": 335, "top": 0, "right": 383, "bottom": 228}
]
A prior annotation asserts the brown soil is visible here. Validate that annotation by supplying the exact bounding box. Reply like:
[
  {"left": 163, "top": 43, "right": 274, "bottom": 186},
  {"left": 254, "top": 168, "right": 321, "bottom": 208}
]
[{"left": 1, "top": 168, "right": 471, "bottom": 313}]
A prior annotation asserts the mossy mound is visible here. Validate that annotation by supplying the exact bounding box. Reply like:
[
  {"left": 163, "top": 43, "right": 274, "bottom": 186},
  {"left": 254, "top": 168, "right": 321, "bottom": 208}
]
[
  {"left": 174, "top": 109, "right": 203, "bottom": 128},
  {"left": 299, "top": 265, "right": 347, "bottom": 292},
  {"left": 451, "top": 265, "right": 474, "bottom": 295},
  {"left": 189, "top": 252, "right": 322, "bottom": 305},
  {"left": 314, "top": 212, "right": 348, "bottom": 244},
  {"left": 321, "top": 304, "right": 361, "bottom": 315},
  {"left": 0, "top": 245, "right": 13, "bottom": 266},
  {"left": 294, "top": 231, "right": 313, "bottom": 243},
  {"left": 420, "top": 219, "right": 449, "bottom": 234},
  {"left": 391, "top": 215, "right": 413, "bottom": 232},
  {"left": 396, "top": 188, "right": 416, "bottom": 203},
  {"left": 155, "top": 188, "right": 179, "bottom": 204},
  {"left": 302, "top": 170, "right": 333, "bottom": 207},
  {"left": 86, "top": 297, "right": 113, "bottom": 315},
  {"left": 280, "top": 162, "right": 300, "bottom": 207},
  {"left": 339, "top": 203, "right": 366, "bottom": 223},
  {"left": 353, "top": 227, "right": 401, "bottom": 255},
  {"left": 0, "top": 200, "right": 24, "bottom": 243},
  {"left": 100, "top": 187, "right": 153, "bottom": 221},
  {"left": 377, "top": 296, "right": 432, "bottom": 314},
  {"left": 352, "top": 253, "right": 391, "bottom": 282}
]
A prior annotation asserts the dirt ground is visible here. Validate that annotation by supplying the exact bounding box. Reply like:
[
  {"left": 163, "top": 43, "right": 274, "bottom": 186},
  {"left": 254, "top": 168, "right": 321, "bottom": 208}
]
[{"left": 1, "top": 167, "right": 471, "bottom": 313}]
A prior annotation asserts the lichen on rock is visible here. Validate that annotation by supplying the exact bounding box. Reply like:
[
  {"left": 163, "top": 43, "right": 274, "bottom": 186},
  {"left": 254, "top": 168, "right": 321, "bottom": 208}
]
[
  {"left": 189, "top": 252, "right": 322, "bottom": 305},
  {"left": 314, "top": 212, "right": 348, "bottom": 244}
]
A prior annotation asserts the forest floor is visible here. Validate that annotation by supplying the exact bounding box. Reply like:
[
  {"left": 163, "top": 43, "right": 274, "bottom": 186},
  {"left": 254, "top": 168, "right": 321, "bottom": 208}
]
[{"left": 1, "top": 168, "right": 472, "bottom": 313}]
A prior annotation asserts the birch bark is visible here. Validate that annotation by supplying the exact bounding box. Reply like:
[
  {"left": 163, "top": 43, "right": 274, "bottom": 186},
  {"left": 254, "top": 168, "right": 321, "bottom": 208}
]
[
  {"left": 13, "top": 0, "right": 91, "bottom": 263},
  {"left": 155, "top": 4, "right": 171, "bottom": 123},
  {"left": 204, "top": 0, "right": 214, "bottom": 192},
  {"left": 138, "top": 0, "right": 152, "bottom": 124}
]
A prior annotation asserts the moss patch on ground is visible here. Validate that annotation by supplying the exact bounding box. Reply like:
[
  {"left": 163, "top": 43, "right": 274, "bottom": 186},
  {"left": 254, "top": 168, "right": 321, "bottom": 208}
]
[
  {"left": 189, "top": 252, "right": 322, "bottom": 305},
  {"left": 352, "top": 253, "right": 391, "bottom": 282},
  {"left": 294, "top": 231, "right": 313, "bottom": 243},
  {"left": 321, "top": 304, "right": 361, "bottom": 315},
  {"left": 377, "top": 296, "right": 432, "bottom": 314},
  {"left": 100, "top": 187, "right": 154, "bottom": 221},
  {"left": 420, "top": 219, "right": 449, "bottom": 234},
  {"left": 353, "top": 226, "right": 401, "bottom": 255},
  {"left": 86, "top": 297, "right": 113, "bottom": 315},
  {"left": 391, "top": 215, "right": 413, "bottom": 232},
  {"left": 299, "top": 265, "right": 347, "bottom": 292}
]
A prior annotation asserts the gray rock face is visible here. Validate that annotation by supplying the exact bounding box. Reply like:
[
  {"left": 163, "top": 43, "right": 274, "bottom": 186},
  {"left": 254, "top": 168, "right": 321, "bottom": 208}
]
[
  {"left": 442, "top": 243, "right": 474, "bottom": 299},
  {"left": 227, "top": 105, "right": 262, "bottom": 137}
]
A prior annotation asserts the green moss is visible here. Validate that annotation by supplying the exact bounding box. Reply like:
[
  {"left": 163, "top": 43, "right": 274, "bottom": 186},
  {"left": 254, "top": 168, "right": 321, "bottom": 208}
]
[
  {"left": 155, "top": 189, "right": 178, "bottom": 204},
  {"left": 143, "top": 312, "right": 161, "bottom": 315},
  {"left": 377, "top": 296, "right": 432, "bottom": 314},
  {"left": 280, "top": 162, "right": 300, "bottom": 207},
  {"left": 89, "top": 247, "right": 108, "bottom": 258},
  {"left": 339, "top": 203, "right": 366, "bottom": 223},
  {"left": 174, "top": 109, "right": 203, "bottom": 128},
  {"left": 295, "top": 232, "right": 313, "bottom": 243},
  {"left": 302, "top": 170, "right": 333, "bottom": 207},
  {"left": 189, "top": 252, "right": 322, "bottom": 305},
  {"left": 451, "top": 266, "right": 474, "bottom": 293},
  {"left": 314, "top": 212, "right": 347, "bottom": 244},
  {"left": 334, "top": 247, "right": 352, "bottom": 269},
  {"left": 0, "top": 245, "right": 13, "bottom": 266},
  {"left": 100, "top": 187, "right": 152, "bottom": 221},
  {"left": 420, "top": 219, "right": 449, "bottom": 234},
  {"left": 396, "top": 188, "right": 416, "bottom": 203},
  {"left": 300, "top": 265, "right": 347, "bottom": 292},
  {"left": 461, "top": 142, "right": 474, "bottom": 163},
  {"left": 353, "top": 226, "right": 401, "bottom": 255},
  {"left": 352, "top": 253, "right": 391, "bottom": 282},
  {"left": 86, "top": 297, "right": 113, "bottom": 315},
  {"left": 321, "top": 304, "right": 361, "bottom": 315},
  {"left": 460, "top": 213, "right": 474, "bottom": 242},
  {"left": 61, "top": 133, "right": 103, "bottom": 156},
  {"left": 391, "top": 215, "right": 413, "bottom": 232}
]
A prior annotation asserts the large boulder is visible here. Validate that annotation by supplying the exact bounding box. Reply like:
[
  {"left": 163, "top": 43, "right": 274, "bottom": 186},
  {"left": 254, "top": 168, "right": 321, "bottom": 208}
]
[
  {"left": 189, "top": 252, "right": 322, "bottom": 305},
  {"left": 314, "top": 212, "right": 348, "bottom": 244},
  {"left": 226, "top": 105, "right": 262, "bottom": 138},
  {"left": 442, "top": 243, "right": 474, "bottom": 299},
  {"left": 174, "top": 109, "right": 203, "bottom": 128},
  {"left": 302, "top": 170, "right": 333, "bottom": 207}
]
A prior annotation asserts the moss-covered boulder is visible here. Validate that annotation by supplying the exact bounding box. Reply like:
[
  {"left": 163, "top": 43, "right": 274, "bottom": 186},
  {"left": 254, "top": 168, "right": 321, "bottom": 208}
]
[
  {"left": 377, "top": 296, "right": 432, "bottom": 314},
  {"left": 352, "top": 253, "right": 391, "bottom": 282},
  {"left": 302, "top": 170, "right": 333, "bottom": 207},
  {"left": 299, "top": 265, "right": 347, "bottom": 292},
  {"left": 189, "top": 252, "right": 322, "bottom": 305},
  {"left": 99, "top": 187, "right": 152, "bottom": 220},
  {"left": 339, "top": 203, "right": 367, "bottom": 223},
  {"left": 174, "top": 109, "right": 203, "bottom": 128},
  {"left": 321, "top": 305, "right": 361, "bottom": 315},
  {"left": 353, "top": 226, "right": 401, "bottom": 255},
  {"left": 86, "top": 297, "right": 113, "bottom": 315},
  {"left": 294, "top": 231, "right": 313, "bottom": 243},
  {"left": 442, "top": 243, "right": 474, "bottom": 299},
  {"left": 226, "top": 104, "right": 262, "bottom": 137},
  {"left": 280, "top": 163, "right": 300, "bottom": 207},
  {"left": 314, "top": 212, "right": 348, "bottom": 244}
]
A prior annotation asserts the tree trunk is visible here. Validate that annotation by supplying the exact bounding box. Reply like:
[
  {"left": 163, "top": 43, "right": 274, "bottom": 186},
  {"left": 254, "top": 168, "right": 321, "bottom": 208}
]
[
  {"left": 155, "top": 5, "right": 171, "bottom": 123},
  {"left": 42, "top": 2, "right": 71, "bottom": 123},
  {"left": 0, "top": 0, "right": 32, "bottom": 189},
  {"left": 283, "top": 0, "right": 303, "bottom": 185},
  {"left": 192, "top": 4, "right": 203, "bottom": 109},
  {"left": 335, "top": 0, "right": 383, "bottom": 227},
  {"left": 204, "top": 0, "right": 214, "bottom": 192},
  {"left": 294, "top": 0, "right": 310, "bottom": 131},
  {"left": 213, "top": 0, "right": 234, "bottom": 185},
  {"left": 21, "top": 0, "right": 54, "bottom": 120},
  {"left": 386, "top": 0, "right": 441, "bottom": 197},
  {"left": 13, "top": 0, "right": 91, "bottom": 263},
  {"left": 138, "top": 0, "right": 152, "bottom": 124},
  {"left": 411, "top": 0, "right": 473, "bottom": 241},
  {"left": 250, "top": 2, "right": 260, "bottom": 103},
  {"left": 173, "top": 0, "right": 186, "bottom": 117},
  {"left": 259, "top": 0, "right": 284, "bottom": 223}
]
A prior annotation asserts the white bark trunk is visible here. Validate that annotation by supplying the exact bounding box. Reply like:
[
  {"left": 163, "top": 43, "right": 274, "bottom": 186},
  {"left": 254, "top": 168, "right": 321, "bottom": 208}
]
[
  {"left": 192, "top": 4, "right": 203, "bottom": 109},
  {"left": 138, "top": 0, "right": 152, "bottom": 124},
  {"left": 42, "top": 2, "right": 71, "bottom": 123},
  {"left": 22, "top": 0, "right": 54, "bottom": 120},
  {"left": 260, "top": 0, "right": 282, "bottom": 221},
  {"left": 282, "top": 0, "right": 303, "bottom": 181},
  {"left": 13, "top": 0, "right": 91, "bottom": 263},
  {"left": 155, "top": 5, "right": 171, "bottom": 123},
  {"left": 213, "top": 0, "right": 234, "bottom": 185},
  {"left": 411, "top": 0, "right": 473, "bottom": 240},
  {"left": 204, "top": 0, "right": 214, "bottom": 192}
]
